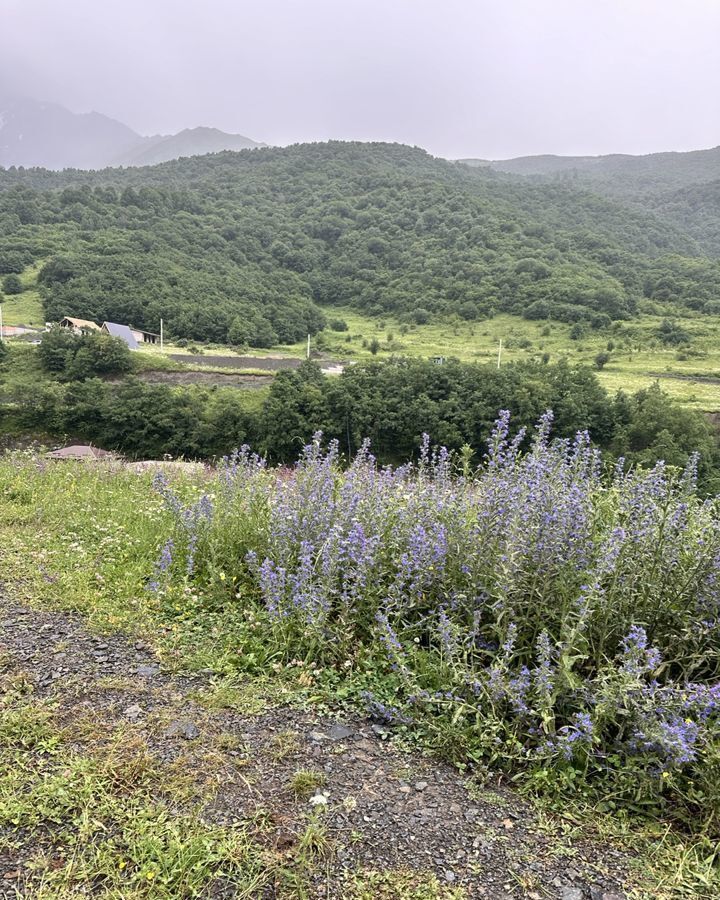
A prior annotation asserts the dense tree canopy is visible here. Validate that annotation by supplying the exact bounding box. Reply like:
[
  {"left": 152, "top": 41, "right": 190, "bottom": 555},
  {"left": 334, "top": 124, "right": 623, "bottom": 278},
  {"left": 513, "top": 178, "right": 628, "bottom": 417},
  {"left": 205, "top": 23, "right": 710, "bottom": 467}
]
[
  {"left": 37, "top": 327, "right": 133, "bottom": 381},
  {"left": 6, "top": 348, "right": 718, "bottom": 492},
  {"left": 1, "top": 142, "right": 718, "bottom": 343}
]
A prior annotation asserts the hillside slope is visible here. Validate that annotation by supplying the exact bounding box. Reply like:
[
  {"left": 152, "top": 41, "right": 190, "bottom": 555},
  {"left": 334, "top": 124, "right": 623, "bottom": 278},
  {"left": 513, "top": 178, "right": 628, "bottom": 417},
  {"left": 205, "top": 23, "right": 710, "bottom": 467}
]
[
  {"left": 460, "top": 145, "right": 720, "bottom": 254},
  {"left": 114, "top": 127, "right": 263, "bottom": 166},
  {"left": 0, "top": 141, "right": 718, "bottom": 345},
  {"left": 460, "top": 146, "right": 720, "bottom": 196},
  {"left": 0, "top": 96, "right": 140, "bottom": 170}
]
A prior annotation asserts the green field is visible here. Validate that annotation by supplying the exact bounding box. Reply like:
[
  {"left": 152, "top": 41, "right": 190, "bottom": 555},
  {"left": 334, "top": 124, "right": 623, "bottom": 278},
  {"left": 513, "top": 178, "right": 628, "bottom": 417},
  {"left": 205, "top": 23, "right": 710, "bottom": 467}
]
[
  {"left": 7, "top": 262, "right": 720, "bottom": 411},
  {"left": 34, "top": 306, "right": 720, "bottom": 412},
  {"left": 278, "top": 308, "right": 720, "bottom": 411},
  {"left": 0, "top": 456, "right": 716, "bottom": 899},
  {"left": 1, "top": 263, "right": 45, "bottom": 327}
]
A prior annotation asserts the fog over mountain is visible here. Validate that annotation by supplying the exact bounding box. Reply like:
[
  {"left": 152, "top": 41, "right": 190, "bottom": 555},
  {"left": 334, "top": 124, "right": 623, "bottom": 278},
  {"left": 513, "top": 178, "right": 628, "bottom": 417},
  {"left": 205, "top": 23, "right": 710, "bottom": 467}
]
[
  {"left": 2, "top": 0, "right": 719, "bottom": 160},
  {"left": 0, "top": 95, "right": 263, "bottom": 170},
  {"left": 460, "top": 148, "right": 720, "bottom": 195}
]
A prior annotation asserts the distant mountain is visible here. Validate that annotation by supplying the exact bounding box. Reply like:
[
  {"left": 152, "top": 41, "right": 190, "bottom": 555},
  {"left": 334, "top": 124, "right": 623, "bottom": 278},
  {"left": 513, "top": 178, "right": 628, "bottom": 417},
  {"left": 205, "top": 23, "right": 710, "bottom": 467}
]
[
  {"left": 0, "top": 95, "right": 263, "bottom": 170},
  {"left": 459, "top": 146, "right": 720, "bottom": 254},
  {"left": 0, "top": 96, "right": 140, "bottom": 170},
  {"left": 458, "top": 146, "right": 720, "bottom": 198},
  {"left": 116, "top": 126, "right": 264, "bottom": 167}
]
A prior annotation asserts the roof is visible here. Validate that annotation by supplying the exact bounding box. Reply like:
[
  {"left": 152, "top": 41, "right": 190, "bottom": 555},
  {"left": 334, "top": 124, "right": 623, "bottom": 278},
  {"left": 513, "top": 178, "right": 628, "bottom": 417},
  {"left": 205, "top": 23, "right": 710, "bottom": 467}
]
[
  {"left": 1, "top": 325, "right": 41, "bottom": 336},
  {"left": 46, "top": 444, "right": 114, "bottom": 460},
  {"left": 102, "top": 322, "right": 139, "bottom": 349},
  {"left": 131, "top": 327, "right": 160, "bottom": 338},
  {"left": 60, "top": 317, "right": 101, "bottom": 331}
]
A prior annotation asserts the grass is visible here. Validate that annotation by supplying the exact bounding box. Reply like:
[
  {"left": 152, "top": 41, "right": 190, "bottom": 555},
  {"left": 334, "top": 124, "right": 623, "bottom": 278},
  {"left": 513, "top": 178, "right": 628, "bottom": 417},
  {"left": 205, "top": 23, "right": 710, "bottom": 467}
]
[
  {"left": 4, "top": 265, "right": 720, "bottom": 412},
  {"left": 191, "top": 675, "right": 289, "bottom": 714},
  {"left": 0, "top": 695, "right": 279, "bottom": 898},
  {"left": 289, "top": 770, "right": 325, "bottom": 799},
  {"left": 345, "top": 869, "right": 466, "bottom": 899},
  {"left": 129, "top": 304, "right": 720, "bottom": 412},
  {"left": 276, "top": 307, "right": 720, "bottom": 411},
  {"left": 0, "top": 263, "right": 45, "bottom": 328}
]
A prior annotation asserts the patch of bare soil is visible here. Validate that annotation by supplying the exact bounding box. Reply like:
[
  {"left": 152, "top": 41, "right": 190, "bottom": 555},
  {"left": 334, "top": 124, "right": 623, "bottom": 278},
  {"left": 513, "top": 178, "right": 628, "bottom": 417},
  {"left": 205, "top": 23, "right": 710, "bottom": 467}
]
[
  {"left": 0, "top": 596, "right": 630, "bottom": 899},
  {"left": 170, "top": 355, "right": 302, "bottom": 371},
  {"left": 168, "top": 355, "right": 346, "bottom": 372},
  {"left": 138, "top": 370, "right": 273, "bottom": 389}
]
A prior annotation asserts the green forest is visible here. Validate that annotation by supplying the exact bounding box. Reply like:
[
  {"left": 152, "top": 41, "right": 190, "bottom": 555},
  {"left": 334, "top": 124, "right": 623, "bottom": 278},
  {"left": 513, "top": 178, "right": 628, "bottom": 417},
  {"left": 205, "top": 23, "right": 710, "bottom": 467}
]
[
  {"left": 1, "top": 142, "right": 719, "bottom": 346},
  {"left": 3, "top": 329, "right": 717, "bottom": 492}
]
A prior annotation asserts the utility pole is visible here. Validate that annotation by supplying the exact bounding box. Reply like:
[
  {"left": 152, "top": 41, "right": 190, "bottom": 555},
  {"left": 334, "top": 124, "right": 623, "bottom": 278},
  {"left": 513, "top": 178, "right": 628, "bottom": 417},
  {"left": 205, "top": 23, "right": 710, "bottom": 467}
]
[
  {"left": 0, "top": 303, "right": 3, "bottom": 343},
  {"left": 307, "top": 333, "right": 310, "bottom": 360},
  {"left": 497, "top": 338, "right": 502, "bottom": 369},
  {"left": 160, "top": 318, "right": 164, "bottom": 352}
]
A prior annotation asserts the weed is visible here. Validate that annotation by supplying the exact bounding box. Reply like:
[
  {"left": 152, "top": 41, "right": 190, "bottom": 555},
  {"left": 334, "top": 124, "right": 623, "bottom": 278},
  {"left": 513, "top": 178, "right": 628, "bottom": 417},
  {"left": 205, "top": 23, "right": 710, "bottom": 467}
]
[
  {"left": 346, "top": 868, "right": 466, "bottom": 899},
  {"left": 289, "top": 769, "right": 325, "bottom": 799},
  {"left": 271, "top": 729, "right": 300, "bottom": 761},
  {"left": 191, "top": 676, "right": 281, "bottom": 715},
  {"left": 296, "top": 812, "right": 332, "bottom": 860},
  {"left": 215, "top": 731, "right": 248, "bottom": 753}
]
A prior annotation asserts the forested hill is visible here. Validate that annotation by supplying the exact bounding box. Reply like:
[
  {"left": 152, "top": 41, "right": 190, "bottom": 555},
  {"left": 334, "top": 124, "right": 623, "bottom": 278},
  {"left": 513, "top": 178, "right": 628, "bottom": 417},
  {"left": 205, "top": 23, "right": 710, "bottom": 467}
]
[
  {"left": 1, "top": 141, "right": 719, "bottom": 346},
  {"left": 460, "top": 146, "right": 720, "bottom": 255},
  {"left": 461, "top": 146, "right": 720, "bottom": 196}
]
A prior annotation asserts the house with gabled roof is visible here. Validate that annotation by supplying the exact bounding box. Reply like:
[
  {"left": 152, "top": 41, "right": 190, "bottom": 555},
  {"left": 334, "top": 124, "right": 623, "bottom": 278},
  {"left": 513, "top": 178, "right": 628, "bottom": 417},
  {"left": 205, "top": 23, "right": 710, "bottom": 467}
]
[
  {"left": 59, "top": 316, "right": 101, "bottom": 334},
  {"left": 101, "top": 322, "right": 139, "bottom": 350}
]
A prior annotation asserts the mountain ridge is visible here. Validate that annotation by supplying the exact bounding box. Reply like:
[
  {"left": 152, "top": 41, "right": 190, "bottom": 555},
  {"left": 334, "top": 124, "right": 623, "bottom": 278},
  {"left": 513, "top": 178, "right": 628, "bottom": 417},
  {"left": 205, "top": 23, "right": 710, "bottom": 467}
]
[
  {"left": 0, "top": 96, "right": 263, "bottom": 170},
  {"left": 458, "top": 145, "right": 720, "bottom": 196}
]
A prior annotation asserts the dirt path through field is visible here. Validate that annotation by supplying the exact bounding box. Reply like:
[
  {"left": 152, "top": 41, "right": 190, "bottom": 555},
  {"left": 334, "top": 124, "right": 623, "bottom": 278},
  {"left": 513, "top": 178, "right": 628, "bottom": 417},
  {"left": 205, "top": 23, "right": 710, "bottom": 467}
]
[{"left": 0, "top": 594, "right": 630, "bottom": 899}]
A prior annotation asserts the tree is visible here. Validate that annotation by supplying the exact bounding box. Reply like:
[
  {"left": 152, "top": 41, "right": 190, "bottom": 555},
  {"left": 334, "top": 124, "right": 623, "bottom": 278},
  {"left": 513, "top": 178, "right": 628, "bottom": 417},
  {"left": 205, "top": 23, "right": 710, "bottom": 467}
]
[
  {"left": 37, "top": 326, "right": 79, "bottom": 373},
  {"left": 228, "top": 317, "right": 249, "bottom": 347},
  {"left": 38, "top": 327, "right": 132, "bottom": 380},
  {"left": 259, "top": 363, "right": 330, "bottom": 460},
  {"left": 594, "top": 351, "right": 611, "bottom": 370},
  {"left": 1, "top": 273, "right": 22, "bottom": 295},
  {"left": 657, "top": 319, "right": 691, "bottom": 346},
  {"left": 67, "top": 334, "right": 133, "bottom": 379}
]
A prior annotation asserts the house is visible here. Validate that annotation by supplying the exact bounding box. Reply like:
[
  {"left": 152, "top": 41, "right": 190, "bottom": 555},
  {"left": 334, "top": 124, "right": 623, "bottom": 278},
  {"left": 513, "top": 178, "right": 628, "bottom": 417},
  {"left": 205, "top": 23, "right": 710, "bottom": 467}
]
[
  {"left": 431, "top": 355, "right": 446, "bottom": 365},
  {"left": 101, "top": 322, "right": 139, "bottom": 350},
  {"left": 130, "top": 327, "right": 160, "bottom": 345},
  {"left": 46, "top": 444, "right": 116, "bottom": 461},
  {"left": 59, "top": 316, "right": 101, "bottom": 335}
]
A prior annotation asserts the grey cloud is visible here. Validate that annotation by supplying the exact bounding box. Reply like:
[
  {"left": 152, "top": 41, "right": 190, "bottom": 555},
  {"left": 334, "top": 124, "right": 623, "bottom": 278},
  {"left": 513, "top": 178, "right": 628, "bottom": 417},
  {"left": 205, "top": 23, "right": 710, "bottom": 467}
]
[{"left": 1, "top": 0, "right": 718, "bottom": 158}]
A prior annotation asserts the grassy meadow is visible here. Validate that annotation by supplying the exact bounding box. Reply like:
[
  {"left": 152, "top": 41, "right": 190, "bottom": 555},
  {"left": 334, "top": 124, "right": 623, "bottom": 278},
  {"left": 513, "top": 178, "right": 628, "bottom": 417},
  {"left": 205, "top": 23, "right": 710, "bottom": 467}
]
[
  {"left": 291, "top": 308, "right": 720, "bottom": 411},
  {"left": 0, "top": 263, "right": 45, "bottom": 328},
  {"left": 142, "top": 306, "right": 720, "bottom": 411}
]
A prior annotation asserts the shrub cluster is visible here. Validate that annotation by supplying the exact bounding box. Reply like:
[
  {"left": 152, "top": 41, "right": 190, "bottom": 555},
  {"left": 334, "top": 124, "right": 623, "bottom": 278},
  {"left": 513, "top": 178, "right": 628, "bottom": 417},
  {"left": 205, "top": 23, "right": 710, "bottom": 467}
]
[{"left": 150, "top": 416, "right": 720, "bottom": 834}]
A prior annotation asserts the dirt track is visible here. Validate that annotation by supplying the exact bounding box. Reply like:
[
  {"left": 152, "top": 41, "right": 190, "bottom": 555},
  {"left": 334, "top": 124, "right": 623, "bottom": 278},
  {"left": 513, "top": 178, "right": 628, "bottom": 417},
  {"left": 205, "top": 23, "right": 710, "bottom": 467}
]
[{"left": 0, "top": 593, "right": 631, "bottom": 899}]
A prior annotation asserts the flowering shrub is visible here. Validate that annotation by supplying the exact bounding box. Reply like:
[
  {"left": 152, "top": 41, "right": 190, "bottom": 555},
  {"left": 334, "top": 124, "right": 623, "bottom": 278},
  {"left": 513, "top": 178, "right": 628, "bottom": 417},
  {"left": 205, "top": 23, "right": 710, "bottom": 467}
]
[{"left": 151, "top": 413, "right": 720, "bottom": 833}]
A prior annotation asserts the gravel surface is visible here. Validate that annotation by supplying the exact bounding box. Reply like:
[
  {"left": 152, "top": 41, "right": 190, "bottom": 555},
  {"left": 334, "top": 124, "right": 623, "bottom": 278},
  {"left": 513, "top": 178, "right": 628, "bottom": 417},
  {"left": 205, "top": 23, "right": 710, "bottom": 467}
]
[{"left": 0, "top": 595, "right": 633, "bottom": 899}]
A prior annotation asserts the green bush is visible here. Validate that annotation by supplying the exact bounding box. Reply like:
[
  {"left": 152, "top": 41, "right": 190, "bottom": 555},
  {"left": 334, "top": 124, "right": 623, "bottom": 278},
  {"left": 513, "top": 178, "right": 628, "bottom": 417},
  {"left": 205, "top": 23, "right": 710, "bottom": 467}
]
[
  {"left": 149, "top": 428, "right": 720, "bottom": 835},
  {"left": 2, "top": 273, "right": 23, "bottom": 295}
]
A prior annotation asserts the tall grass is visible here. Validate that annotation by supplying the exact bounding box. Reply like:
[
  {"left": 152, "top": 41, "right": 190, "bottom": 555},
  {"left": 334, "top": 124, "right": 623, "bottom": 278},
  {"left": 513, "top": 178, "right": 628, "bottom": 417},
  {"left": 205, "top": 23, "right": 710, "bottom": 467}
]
[{"left": 151, "top": 413, "right": 720, "bottom": 834}]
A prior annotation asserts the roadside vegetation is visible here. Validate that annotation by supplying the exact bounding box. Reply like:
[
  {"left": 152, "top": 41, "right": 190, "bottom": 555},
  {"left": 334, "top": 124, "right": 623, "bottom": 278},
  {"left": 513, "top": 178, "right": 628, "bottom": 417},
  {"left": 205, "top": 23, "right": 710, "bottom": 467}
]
[
  {"left": 2, "top": 139, "right": 720, "bottom": 896},
  {"left": 1, "top": 428, "right": 719, "bottom": 897}
]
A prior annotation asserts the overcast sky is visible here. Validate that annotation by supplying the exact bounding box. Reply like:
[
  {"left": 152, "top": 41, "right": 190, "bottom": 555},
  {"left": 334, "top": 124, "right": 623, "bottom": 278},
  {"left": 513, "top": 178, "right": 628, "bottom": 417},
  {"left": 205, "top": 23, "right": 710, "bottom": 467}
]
[{"left": 1, "top": 0, "right": 719, "bottom": 159}]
